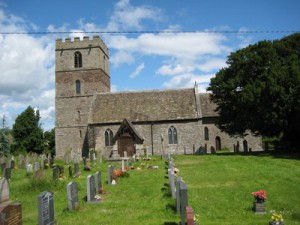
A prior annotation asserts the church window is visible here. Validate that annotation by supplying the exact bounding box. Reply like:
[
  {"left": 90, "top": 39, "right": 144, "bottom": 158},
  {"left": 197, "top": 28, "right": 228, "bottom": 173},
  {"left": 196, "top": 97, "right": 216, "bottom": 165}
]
[
  {"left": 79, "top": 130, "right": 82, "bottom": 139},
  {"left": 168, "top": 126, "right": 178, "bottom": 144},
  {"left": 74, "top": 51, "right": 82, "bottom": 68},
  {"left": 76, "top": 80, "right": 81, "bottom": 94},
  {"left": 105, "top": 129, "right": 114, "bottom": 146},
  {"left": 204, "top": 127, "right": 209, "bottom": 140}
]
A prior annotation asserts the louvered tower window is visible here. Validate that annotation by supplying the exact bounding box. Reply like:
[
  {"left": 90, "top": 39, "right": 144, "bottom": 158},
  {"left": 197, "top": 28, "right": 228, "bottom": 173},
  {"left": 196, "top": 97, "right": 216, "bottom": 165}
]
[{"left": 74, "top": 51, "right": 82, "bottom": 68}]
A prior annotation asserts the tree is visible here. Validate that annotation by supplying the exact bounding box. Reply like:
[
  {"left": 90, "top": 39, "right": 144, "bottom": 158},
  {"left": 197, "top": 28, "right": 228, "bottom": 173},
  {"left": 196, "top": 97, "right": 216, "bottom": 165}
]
[
  {"left": 0, "top": 129, "right": 11, "bottom": 156},
  {"left": 208, "top": 33, "right": 300, "bottom": 149},
  {"left": 44, "top": 128, "right": 55, "bottom": 156},
  {"left": 12, "top": 106, "right": 44, "bottom": 154}
]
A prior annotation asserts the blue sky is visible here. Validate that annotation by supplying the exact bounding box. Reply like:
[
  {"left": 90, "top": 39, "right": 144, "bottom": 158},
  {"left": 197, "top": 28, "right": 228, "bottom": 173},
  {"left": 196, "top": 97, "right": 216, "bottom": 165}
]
[{"left": 0, "top": 0, "right": 299, "bottom": 130}]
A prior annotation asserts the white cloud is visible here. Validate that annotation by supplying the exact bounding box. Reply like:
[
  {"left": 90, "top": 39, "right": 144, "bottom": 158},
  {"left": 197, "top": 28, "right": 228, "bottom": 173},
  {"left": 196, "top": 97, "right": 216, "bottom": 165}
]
[
  {"left": 107, "top": 0, "right": 162, "bottom": 31},
  {"left": 156, "top": 64, "right": 192, "bottom": 76},
  {"left": 163, "top": 73, "right": 215, "bottom": 90},
  {"left": 197, "top": 58, "right": 227, "bottom": 72},
  {"left": 130, "top": 63, "right": 145, "bottom": 78},
  {"left": 0, "top": 8, "right": 55, "bottom": 129},
  {"left": 111, "top": 50, "right": 135, "bottom": 67}
]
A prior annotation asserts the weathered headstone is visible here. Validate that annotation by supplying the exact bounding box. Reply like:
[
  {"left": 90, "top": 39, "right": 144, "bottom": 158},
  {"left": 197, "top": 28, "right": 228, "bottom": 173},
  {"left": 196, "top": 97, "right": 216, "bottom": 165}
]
[
  {"left": 1, "top": 163, "right": 6, "bottom": 173},
  {"left": 26, "top": 164, "right": 33, "bottom": 175},
  {"left": 94, "top": 171, "right": 102, "bottom": 194},
  {"left": 68, "top": 165, "right": 73, "bottom": 178},
  {"left": 0, "top": 178, "right": 9, "bottom": 203},
  {"left": 176, "top": 176, "right": 182, "bottom": 213},
  {"left": 107, "top": 165, "right": 114, "bottom": 185},
  {"left": 10, "top": 160, "right": 15, "bottom": 169},
  {"left": 34, "top": 161, "right": 40, "bottom": 171},
  {"left": 4, "top": 168, "right": 11, "bottom": 181},
  {"left": 53, "top": 167, "right": 59, "bottom": 180},
  {"left": 74, "top": 163, "right": 79, "bottom": 175},
  {"left": 38, "top": 191, "right": 54, "bottom": 225},
  {"left": 168, "top": 169, "right": 176, "bottom": 199},
  {"left": 86, "top": 175, "right": 97, "bottom": 202},
  {"left": 66, "top": 182, "right": 79, "bottom": 211},
  {"left": 179, "top": 181, "right": 188, "bottom": 225},
  {"left": 0, "top": 203, "right": 22, "bottom": 225}
]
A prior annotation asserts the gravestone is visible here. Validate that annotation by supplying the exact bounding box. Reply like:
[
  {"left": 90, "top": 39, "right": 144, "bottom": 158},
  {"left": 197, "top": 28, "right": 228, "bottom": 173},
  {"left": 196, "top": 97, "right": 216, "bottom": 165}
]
[
  {"left": 0, "top": 178, "right": 9, "bottom": 203},
  {"left": 94, "top": 172, "right": 102, "bottom": 194},
  {"left": 1, "top": 163, "right": 6, "bottom": 173},
  {"left": 168, "top": 169, "right": 176, "bottom": 199},
  {"left": 10, "top": 160, "right": 15, "bottom": 169},
  {"left": 34, "top": 161, "right": 40, "bottom": 171},
  {"left": 179, "top": 181, "right": 188, "bottom": 225},
  {"left": 38, "top": 191, "right": 54, "bottom": 225},
  {"left": 86, "top": 175, "right": 98, "bottom": 202},
  {"left": 4, "top": 168, "right": 11, "bottom": 181},
  {"left": 68, "top": 165, "right": 73, "bottom": 178},
  {"left": 186, "top": 206, "right": 195, "bottom": 225},
  {"left": 74, "top": 163, "right": 79, "bottom": 175},
  {"left": 26, "top": 164, "right": 33, "bottom": 175},
  {"left": 107, "top": 165, "right": 114, "bottom": 185},
  {"left": 0, "top": 203, "right": 22, "bottom": 225},
  {"left": 53, "top": 167, "right": 59, "bottom": 180},
  {"left": 176, "top": 176, "right": 182, "bottom": 213},
  {"left": 66, "top": 182, "right": 79, "bottom": 211}
]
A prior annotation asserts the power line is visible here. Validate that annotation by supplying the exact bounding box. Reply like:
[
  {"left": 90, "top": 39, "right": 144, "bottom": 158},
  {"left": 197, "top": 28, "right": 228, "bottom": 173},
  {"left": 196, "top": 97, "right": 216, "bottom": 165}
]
[{"left": 0, "top": 30, "right": 299, "bottom": 35}]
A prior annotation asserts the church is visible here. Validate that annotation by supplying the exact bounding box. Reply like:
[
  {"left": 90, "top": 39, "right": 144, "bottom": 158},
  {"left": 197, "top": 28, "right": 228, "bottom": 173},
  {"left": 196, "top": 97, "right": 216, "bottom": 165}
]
[{"left": 55, "top": 36, "right": 262, "bottom": 159}]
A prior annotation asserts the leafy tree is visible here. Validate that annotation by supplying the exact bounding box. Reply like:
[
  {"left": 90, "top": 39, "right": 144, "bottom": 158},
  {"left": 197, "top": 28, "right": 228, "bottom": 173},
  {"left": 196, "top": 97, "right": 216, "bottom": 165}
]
[
  {"left": 44, "top": 128, "right": 55, "bottom": 156},
  {"left": 0, "top": 129, "right": 11, "bottom": 155},
  {"left": 208, "top": 33, "right": 300, "bottom": 149},
  {"left": 12, "top": 106, "right": 44, "bottom": 154}
]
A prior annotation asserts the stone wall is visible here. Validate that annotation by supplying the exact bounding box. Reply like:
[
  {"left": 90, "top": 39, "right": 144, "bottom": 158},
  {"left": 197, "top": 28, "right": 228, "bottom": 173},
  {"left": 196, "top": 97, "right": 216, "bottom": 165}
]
[{"left": 89, "top": 120, "right": 263, "bottom": 158}]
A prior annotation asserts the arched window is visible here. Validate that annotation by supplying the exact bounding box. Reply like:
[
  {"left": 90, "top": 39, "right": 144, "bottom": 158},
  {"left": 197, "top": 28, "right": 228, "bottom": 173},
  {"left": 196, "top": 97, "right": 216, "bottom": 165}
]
[
  {"left": 74, "top": 51, "right": 82, "bottom": 68},
  {"left": 75, "top": 80, "right": 81, "bottom": 94},
  {"left": 105, "top": 129, "right": 114, "bottom": 146},
  {"left": 204, "top": 127, "right": 209, "bottom": 140},
  {"left": 168, "top": 126, "right": 178, "bottom": 144}
]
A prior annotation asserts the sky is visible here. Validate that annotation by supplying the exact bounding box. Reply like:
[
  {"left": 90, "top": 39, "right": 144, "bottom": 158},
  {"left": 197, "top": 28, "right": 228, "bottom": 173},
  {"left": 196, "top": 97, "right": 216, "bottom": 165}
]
[{"left": 0, "top": 0, "right": 299, "bottom": 131}]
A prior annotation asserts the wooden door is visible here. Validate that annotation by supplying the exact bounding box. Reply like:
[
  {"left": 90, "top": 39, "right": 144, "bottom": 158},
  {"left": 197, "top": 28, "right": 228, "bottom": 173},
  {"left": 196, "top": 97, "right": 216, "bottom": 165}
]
[{"left": 118, "top": 134, "right": 135, "bottom": 157}]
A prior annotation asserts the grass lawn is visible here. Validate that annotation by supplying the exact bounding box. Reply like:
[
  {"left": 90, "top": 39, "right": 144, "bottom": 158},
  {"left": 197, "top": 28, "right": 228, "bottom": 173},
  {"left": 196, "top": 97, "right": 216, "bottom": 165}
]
[{"left": 8, "top": 152, "right": 300, "bottom": 225}]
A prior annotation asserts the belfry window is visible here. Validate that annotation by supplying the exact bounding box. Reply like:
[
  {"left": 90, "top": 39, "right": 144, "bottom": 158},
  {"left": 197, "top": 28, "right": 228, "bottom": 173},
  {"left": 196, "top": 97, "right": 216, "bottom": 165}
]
[
  {"left": 76, "top": 80, "right": 81, "bottom": 94},
  {"left": 105, "top": 129, "right": 114, "bottom": 146},
  {"left": 168, "top": 126, "right": 178, "bottom": 144},
  {"left": 74, "top": 51, "right": 82, "bottom": 68},
  {"left": 204, "top": 127, "right": 209, "bottom": 140}
]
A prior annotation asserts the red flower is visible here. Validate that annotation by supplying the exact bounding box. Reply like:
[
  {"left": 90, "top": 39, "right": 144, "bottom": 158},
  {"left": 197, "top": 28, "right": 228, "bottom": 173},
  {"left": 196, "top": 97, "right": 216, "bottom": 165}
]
[
  {"left": 114, "top": 170, "right": 122, "bottom": 177},
  {"left": 252, "top": 190, "right": 267, "bottom": 202}
]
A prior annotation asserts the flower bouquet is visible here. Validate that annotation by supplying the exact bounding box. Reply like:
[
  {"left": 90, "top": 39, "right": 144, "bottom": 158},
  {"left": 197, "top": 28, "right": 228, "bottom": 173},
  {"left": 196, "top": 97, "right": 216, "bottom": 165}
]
[
  {"left": 269, "top": 210, "right": 284, "bottom": 225},
  {"left": 252, "top": 190, "right": 267, "bottom": 203}
]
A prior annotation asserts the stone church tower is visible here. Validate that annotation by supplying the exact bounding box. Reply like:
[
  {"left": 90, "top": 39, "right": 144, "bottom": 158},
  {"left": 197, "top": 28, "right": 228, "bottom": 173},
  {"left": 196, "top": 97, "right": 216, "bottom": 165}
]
[{"left": 55, "top": 36, "right": 110, "bottom": 158}]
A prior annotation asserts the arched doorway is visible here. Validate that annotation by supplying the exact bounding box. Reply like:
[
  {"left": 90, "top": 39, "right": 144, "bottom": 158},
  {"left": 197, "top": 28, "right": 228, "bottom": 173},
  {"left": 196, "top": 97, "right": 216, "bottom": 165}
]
[
  {"left": 215, "top": 136, "right": 221, "bottom": 151},
  {"left": 243, "top": 140, "right": 248, "bottom": 152}
]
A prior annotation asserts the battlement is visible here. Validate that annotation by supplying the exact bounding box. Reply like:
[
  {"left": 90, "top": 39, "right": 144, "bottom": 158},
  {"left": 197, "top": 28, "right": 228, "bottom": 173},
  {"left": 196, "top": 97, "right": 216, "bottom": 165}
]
[{"left": 56, "top": 35, "right": 109, "bottom": 54}]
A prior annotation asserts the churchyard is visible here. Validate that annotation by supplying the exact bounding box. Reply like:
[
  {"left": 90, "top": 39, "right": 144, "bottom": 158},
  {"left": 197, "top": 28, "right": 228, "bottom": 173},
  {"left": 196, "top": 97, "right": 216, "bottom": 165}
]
[{"left": 1, "top": 151, "right": 300, "bottom": 224}]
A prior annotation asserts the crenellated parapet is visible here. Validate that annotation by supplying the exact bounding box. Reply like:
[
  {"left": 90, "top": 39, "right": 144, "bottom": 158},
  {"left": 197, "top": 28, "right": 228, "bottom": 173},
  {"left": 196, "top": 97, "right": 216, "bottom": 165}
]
[{"left": 56, "top": 36, "right": 109, "bottom": 54}]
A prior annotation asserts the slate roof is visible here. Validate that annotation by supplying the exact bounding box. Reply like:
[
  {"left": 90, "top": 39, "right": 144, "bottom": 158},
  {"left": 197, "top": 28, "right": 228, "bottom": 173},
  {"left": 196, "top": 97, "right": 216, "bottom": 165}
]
[
  {"left": 88, "top": 88, "right": 200, "bottom": 124},
  {"left": 199, "top": 93, "right": 218, "bottom": 117}
]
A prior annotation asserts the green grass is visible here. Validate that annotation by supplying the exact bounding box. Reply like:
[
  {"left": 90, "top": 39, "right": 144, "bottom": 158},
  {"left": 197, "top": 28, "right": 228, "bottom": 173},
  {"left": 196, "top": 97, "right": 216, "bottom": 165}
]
[{"left": 8, "top": 152, "right": 300, "bottom": 225}]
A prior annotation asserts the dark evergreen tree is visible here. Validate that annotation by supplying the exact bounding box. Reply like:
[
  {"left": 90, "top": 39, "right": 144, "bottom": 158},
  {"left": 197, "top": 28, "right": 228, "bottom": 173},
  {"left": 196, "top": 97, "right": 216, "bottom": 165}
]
[
  {"left": 12, "top": 106, "right": 44, "bottom": 154},
  {"left": 208, "top": 33, "right": 300, "bottom": 149}
]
